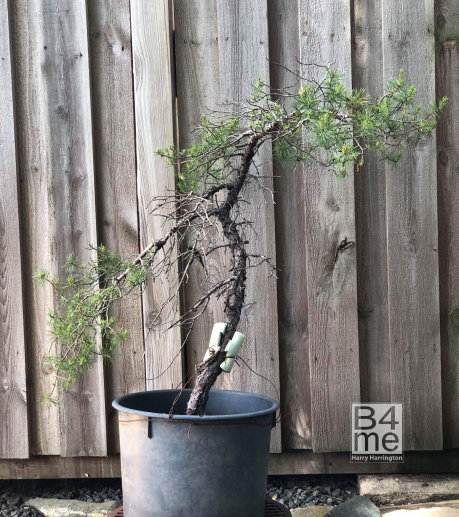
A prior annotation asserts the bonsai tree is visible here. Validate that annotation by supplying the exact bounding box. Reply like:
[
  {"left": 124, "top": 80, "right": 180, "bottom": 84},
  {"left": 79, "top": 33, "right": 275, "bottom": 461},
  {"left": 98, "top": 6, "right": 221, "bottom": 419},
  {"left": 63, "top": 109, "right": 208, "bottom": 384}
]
[{"left": 35, "top": 67, "right": 446, "bottom": 415}]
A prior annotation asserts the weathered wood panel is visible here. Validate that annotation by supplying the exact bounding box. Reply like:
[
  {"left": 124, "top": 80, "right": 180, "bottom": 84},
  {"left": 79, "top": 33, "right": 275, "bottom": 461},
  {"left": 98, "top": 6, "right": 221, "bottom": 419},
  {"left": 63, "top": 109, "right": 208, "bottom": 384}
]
[
  {"left": 0, "top": 0, "right": 29, "bottom": 459},
  {"left": 174, "top": 0, "right": 224, "bottom": 386},
  {"left": 267, "top": 0, "right": 312, "bottom": 450},
  {"left": 353, "top": 0, "right": 391, "bottom": 404},
  {"left": 435, "top": 0, "right": 459, "bottom": 448},
  {"left": 130, "top": 0, "right": 183, "bottom": 390},
  {"left": 11, "top": 0, "right": 107, "bottom": 457},
  {"left": 383, "top": 0, "right": 443, "bottom": 450},
  {"left": 269, "top": 449, "right": 459, "bottom": 475},
  {"left": 216, "top": 0, "right": 282, "bottom": 451},
  {"left": 175, "top": 0, "right": 281, "bottom": 452},
  {"left": 41, "top": 0, "right": 107, "bottom": 457},
  {"left": 0, "top": 456, "right": 121, "bottom": 479},
  {"left": 87, "top": 0, "right": 145, "bottom": 453},
  {"left": 9, "top": 0, "right": 61, "bottom": 456},
  {"left": 4, "top": 448, "right": 459, "bottom": 479},
  {"left": 1, "top": 0, "right": 457, "bottom": 466},
  {"left": 299, "top": 0, "right": 361, "bottom": 452}
]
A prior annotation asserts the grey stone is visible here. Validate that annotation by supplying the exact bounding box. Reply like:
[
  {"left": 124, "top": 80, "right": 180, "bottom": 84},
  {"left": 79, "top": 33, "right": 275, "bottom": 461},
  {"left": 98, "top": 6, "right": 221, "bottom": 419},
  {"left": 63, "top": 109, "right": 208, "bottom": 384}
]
[
  {"left": 24, "top": 498, "right": 118, "bottom": 517},
  {"left": 380, "top": 499, "right": 459, "bottom": 516},
  {"left": 291, "top": 507, "right": 332, "bottom": 516},
  {"left": 359, "top": 475, "right": 459, "bottom": 506},
  {"left": 327, "top": 495, "right": 381, "bottom": 516}
]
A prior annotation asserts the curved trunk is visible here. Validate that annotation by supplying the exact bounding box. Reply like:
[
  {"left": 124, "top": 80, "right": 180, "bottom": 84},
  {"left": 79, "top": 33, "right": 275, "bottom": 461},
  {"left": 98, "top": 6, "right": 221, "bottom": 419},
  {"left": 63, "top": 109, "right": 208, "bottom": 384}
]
[{"left": 185, "top": 129, "right": 270, "bottom": 415}]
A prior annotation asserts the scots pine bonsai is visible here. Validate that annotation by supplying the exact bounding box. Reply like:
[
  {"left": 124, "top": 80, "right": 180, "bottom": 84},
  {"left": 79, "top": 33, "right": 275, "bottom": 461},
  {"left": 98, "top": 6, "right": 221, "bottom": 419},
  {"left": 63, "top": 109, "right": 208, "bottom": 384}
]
[{"left": 36, "top": 68, "right": 446, "bottom": 415}]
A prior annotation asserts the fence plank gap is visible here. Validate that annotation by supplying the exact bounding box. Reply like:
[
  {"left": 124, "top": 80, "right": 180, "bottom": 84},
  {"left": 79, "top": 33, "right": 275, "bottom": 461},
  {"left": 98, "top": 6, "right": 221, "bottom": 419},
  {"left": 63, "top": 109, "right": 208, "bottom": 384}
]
[
  {"left": 130, "top": 0, "right": 183, "bottom": 391},
  {"left": 435, "top": 0, "right": 459, "bottom": 449},
  {"left": 383, "top": 0, "right": 443, "bottom": 450},
  {"left": 0, "top": 0, "right": 29, "bottom": 460},
  {"left": 267, "top": 0, "right": 312, "bottom": 450},
  {"left": 353, "top": 0, "right": 391, "bottom": 403},
  {"left": 299, "top": 0, "right": 361, "bottom": 452},
  {"left": 87, "top": 0, "right": 145, "bottom": 454}
]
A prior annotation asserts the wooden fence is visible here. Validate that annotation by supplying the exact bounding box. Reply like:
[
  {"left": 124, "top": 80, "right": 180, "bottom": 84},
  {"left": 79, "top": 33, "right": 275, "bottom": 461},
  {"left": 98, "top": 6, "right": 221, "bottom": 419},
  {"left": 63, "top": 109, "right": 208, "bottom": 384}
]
[{"left": 0, "top": 0, "right": 458, "bottom": 476}]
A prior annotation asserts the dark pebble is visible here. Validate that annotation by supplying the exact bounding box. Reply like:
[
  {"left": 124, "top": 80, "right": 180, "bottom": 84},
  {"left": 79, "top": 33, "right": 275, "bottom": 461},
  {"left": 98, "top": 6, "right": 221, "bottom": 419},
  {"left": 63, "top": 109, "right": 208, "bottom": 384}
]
[{"left": 267, "top": 475, "right": 358, "bottom": 509}]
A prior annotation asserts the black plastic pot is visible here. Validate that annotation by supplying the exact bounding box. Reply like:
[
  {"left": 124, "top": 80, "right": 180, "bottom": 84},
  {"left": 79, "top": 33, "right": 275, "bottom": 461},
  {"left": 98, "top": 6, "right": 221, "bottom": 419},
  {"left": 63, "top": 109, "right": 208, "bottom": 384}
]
[{"left": 113, "top": 388, "right": 279, "bottom": 517}]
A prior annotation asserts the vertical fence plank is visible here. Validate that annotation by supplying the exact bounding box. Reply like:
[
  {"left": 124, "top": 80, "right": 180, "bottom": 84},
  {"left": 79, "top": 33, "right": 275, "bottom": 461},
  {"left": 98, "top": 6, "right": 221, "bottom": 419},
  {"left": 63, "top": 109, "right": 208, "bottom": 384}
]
[
  {"left": 10, "top": 0, "right": 107, "bottom": 456},
  {"left": 41, "top": 0, "right": 107, "bottom": 457},
  {"left": 0, "top": 0, "right": 29, "bottom": 459},
  {"left": 299, "top": 0, "right": 361, "bottom": 452},
  {"left": 267, "top": 0, "right": 312, "bottom": 450},
  {"left": 10, "top": 0, "right": 60, "bottom": 457},
  {"left": 353, "top": 0, "right": 391, "bottom": 402},
  {"left": 174, "top": 0, "right": 226, "bottom": 376},
  {"left": 215, "top": 0, "right": 281, "bottom": 452},
  {"left": 130, "top": 0, "right": 183, "bottom": 391},
  {"left": 175, "top": 0, "right": 281, "bottom": 452},
  {"left": 383, "top": 0, "right": 442, "bottom": 450},
  {"left": 87, "top": 0, "right": 145, "bottom": 453},
  {"left": 10, "top": 0, "right": 61, "bottom": 456},
  {"left": 435, "top": 0, "right": 459, "bottom": 448}
]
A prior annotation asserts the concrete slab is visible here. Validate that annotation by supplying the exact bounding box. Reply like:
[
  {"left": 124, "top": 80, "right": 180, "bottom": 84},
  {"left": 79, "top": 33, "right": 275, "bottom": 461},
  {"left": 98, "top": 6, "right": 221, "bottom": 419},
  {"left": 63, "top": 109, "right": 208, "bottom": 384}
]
[
  {"left": 359, "top": 475, "right": 459, "bottom": 506},
  {"left": 380, "top": 500, "right": 459, "bottom": 516},
  {"left": 23, "top": 498, "right": 118, "bottom": 517},
  {"left": 291, "top": 508, "right": 331, "bottom": 516}
]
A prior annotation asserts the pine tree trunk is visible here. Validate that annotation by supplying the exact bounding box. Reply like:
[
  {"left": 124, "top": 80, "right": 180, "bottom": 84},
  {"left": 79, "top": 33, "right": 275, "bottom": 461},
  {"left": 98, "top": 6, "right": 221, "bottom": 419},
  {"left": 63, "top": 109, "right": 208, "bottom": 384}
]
[
  {"left": 186, "top": 354, "right": 225, "bottom": 415},
  {"left": 185, "top": 128, "right": 273, "bottom": 415}
]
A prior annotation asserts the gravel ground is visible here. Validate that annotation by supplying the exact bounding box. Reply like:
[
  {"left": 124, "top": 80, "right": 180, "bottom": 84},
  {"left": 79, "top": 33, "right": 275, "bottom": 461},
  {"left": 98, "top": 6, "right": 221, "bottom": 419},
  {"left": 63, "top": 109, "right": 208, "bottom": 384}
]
[
  {"left": 267, "top": 475, "right": 358, "bottom": 511},
  {"left": 0, "top": 480, "right": 122, "bottom": 516},
  {"left": 0, "top": 475, "right": 357, "bottom": 515}
]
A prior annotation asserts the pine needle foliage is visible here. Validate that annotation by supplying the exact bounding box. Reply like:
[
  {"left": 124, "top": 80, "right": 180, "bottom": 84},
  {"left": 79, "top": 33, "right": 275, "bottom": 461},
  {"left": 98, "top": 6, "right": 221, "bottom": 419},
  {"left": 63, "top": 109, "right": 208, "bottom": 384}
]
[
  {"left": 159, "top": 69, "right": 446, "bottom": 187},
  {"left": 37, "top": 68, "right": 446, "bottom": 395}
]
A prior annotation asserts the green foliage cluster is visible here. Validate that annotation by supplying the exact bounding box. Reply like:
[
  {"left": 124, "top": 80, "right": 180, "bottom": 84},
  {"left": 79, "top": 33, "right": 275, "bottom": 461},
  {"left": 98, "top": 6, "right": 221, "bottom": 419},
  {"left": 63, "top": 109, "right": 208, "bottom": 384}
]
[
  {"left": 35, "top": 246, "right": 149, "bottom": 391},
  {"left": 159, "top": 114, "right": 242, "bottom": 192},
  {"left": 38, "top": 67, "right": 446, "bottom": 393},
  {"left": 160, "top": 68, "right": 446, "bottom": 189}
]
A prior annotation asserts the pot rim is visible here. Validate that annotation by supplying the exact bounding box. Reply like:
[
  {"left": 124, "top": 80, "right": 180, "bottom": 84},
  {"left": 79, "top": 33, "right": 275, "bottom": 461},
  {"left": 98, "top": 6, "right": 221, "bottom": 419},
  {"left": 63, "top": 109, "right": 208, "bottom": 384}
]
[{"left": 112, "top": 388, "right": 279, "bottom": 422}]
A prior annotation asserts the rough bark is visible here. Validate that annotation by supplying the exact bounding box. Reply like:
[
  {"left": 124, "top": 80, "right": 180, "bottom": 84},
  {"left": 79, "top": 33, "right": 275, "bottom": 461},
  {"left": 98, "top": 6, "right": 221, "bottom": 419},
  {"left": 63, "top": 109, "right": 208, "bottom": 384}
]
[{"left": 185, "top": 129, "right": 271, "bottom": 415}]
